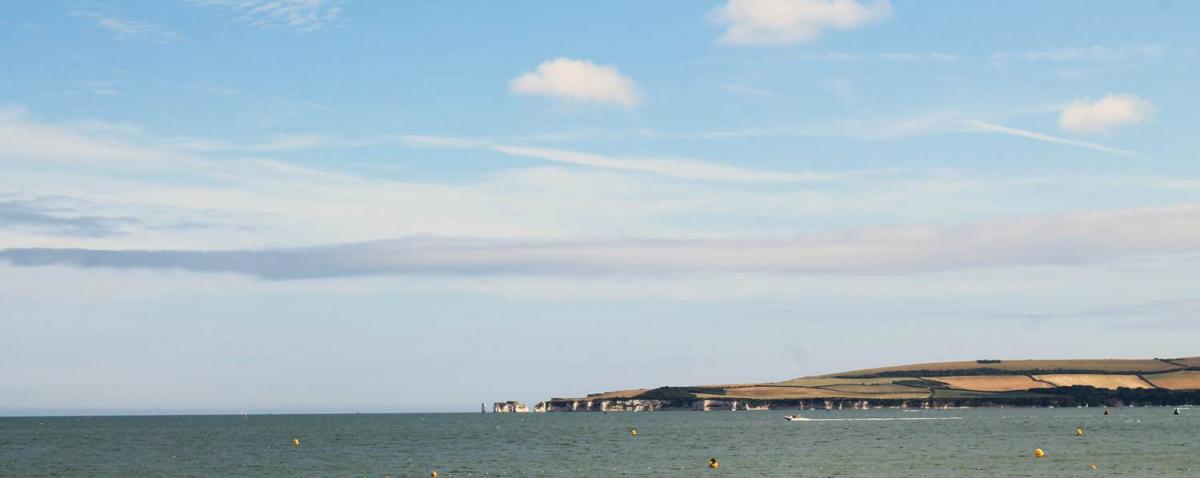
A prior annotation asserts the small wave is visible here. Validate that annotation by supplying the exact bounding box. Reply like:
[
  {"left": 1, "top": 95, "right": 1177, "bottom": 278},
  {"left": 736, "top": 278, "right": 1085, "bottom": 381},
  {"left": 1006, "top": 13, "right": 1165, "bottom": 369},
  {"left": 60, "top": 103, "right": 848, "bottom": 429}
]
[{"left": 798, "top": 417, "right": 963, "bottom": 422}]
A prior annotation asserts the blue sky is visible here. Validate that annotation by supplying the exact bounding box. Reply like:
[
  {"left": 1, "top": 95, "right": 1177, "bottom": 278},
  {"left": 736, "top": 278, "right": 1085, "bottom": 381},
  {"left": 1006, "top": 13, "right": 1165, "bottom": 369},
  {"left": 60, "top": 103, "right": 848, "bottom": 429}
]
[{"left": 2, "top": 0, "right": 1199, "bottom": 414}]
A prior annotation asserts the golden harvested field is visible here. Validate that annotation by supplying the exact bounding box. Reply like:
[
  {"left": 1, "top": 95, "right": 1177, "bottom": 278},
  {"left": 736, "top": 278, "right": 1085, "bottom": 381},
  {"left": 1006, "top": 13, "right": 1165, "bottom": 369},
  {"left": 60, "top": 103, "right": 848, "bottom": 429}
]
[
  {"left": 1142, "top": 371, "right": 1200, "bottom": 390},
  {"left": 929, "top": 375, "right": 1055, "bottom": 392},
  {"left": 835, "top": 359, "right": 1180, "bottom": 377},
  {"left": 819, "top": 384, "right": 930, "bottom": 394},
  {"left": 582, "top": 389, "right": 647, "bottom": 400},
  {"left": 1032, "top": 374, "right": 1153, "bottom": 390},
  {"left": 700, "top": 387, "right": 832, "bottom": 399},
  {"left": 773, "top": 377, "right": 907, "bottom": 387},
  {"left": 705, "top": 386, "right": 930, "bottom": 400},
  {"left": 1167, "top": 356, "right": 1200, "bottom": 368}
]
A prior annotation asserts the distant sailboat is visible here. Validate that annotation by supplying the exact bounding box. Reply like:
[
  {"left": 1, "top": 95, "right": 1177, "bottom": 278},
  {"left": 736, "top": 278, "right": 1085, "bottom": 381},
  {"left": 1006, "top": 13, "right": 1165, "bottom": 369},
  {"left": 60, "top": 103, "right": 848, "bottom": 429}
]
[{"left": 481, "top": 403, "right": 486, "bottom": 413}]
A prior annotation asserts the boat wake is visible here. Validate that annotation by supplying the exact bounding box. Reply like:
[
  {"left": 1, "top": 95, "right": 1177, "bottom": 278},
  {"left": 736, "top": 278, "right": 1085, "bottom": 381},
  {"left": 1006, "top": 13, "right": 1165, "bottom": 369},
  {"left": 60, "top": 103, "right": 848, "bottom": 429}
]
[{"left": 787, "top": 416, "right": 963, "bottom": 422}]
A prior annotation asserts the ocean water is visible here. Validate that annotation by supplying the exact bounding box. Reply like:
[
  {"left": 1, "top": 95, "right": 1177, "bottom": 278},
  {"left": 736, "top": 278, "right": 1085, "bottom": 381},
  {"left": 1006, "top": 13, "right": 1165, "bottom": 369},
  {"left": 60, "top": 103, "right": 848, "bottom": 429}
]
[{"left": 1, "top": 408, "right": 1196, "bottom": 477}]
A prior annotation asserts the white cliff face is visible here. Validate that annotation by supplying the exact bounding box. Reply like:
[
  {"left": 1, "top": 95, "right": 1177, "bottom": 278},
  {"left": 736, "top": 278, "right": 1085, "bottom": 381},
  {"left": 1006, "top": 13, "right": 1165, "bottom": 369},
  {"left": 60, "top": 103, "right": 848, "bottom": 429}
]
[
  {"left": 532, "top": 399, "right": 678, "bottom": 412},
  {"left": 531, "top": 398, "right": 772, "bottom": 412},
  {"left": 493, "top": 401, "right": 529, "bottom": 413},
  {"left": 693, "top": 399, "right": 771, "bottom": 411}
]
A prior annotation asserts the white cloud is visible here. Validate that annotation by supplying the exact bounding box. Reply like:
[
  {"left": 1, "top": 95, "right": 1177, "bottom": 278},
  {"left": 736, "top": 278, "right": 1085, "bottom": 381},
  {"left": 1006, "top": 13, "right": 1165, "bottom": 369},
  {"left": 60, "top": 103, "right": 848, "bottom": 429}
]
[
  {"left": 189, "top": 0, "right": 342, "bottom": 32},
  {"left": 710, "top": 0, "right": 892, "bottom": 46},
  {"left": 0, "top": 114, "right": 203, "bottom": 169},
  {"left": 71, "top": 11, "right": 181, "bottom": 43},
  {"left": 0, "top": 196, "right": 138, "bottom": 237},
  {"left": 509, "top": 58, "right": 641, "bottom": 109},
  {"left": 7, "top": 205, "right": 1200, "bottom": 279},
  {"left": 1058, "top": 94, "right": 1156, "bottom": 134},
  {"left": 2, "top": 106, "right": 1189, "bottom": 271},
  {"left": 966, "top": 120, "right": 1141, "bottom": 158},
  {"left": 0, "top": 112, "right": 874, "bottom": 251}
]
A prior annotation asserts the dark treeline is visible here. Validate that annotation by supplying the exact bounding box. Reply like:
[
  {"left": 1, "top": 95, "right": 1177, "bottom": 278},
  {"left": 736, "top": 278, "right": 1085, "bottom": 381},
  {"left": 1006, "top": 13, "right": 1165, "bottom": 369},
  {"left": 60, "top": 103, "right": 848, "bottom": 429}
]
[
  {"left": 621, "top": 386, "right": 1200, "bottom": 408},
  {"left": 635, "top": 386, "right": 725, "bottom": 403},
  {"left": 1026, "top": 386, "right": 1200, "bottom": 407}
]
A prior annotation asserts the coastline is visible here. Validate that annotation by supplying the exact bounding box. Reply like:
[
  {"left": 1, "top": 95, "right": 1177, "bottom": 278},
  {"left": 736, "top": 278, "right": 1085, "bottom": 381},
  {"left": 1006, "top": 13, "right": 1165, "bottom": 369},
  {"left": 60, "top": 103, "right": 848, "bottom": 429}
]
[
  {"left": 531, "top": 392, "right": 1200, "bottom": 412},
  {"left": 525, "top": 357, "right": 1200, "bottom": 413}
]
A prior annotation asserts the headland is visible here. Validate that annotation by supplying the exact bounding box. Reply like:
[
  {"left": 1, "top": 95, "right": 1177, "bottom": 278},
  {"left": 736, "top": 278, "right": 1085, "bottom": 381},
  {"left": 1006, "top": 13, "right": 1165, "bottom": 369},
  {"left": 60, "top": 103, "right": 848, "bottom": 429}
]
[{"left": 533, "top": 356, "right": 1200, "bottom": 412}]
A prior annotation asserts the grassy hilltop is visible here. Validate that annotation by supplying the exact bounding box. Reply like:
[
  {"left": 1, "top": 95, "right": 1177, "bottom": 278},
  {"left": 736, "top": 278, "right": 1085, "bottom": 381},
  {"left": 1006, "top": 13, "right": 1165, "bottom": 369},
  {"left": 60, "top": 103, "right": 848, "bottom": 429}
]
[{"left": 560, "top": 357, "right": 1200, "bottom": 406}]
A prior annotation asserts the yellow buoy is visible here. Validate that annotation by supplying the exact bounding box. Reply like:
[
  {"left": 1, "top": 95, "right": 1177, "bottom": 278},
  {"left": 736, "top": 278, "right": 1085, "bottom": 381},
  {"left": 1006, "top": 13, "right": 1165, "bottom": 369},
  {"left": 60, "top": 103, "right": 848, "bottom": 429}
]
[
  {"left": 291, "top": 438, "right": 300, "bottom": 446},
  {"left": 431, "top": 471, "right": 438, "bottom": 478},
  {"left": 630, "top": 429, "right": 637, "bottom": 437},
  {"left": 709, "top": 457, "right": 720, "bottom": 469},
  {"left": 1076, "top": 427, "right": 1084, "bottom": 437},
  {"left": 1034, "top": 448, "right": 1045, "bottom": 458},
  {"left": 1089, "top": 464, "right": 1098, "bottom": 470}
]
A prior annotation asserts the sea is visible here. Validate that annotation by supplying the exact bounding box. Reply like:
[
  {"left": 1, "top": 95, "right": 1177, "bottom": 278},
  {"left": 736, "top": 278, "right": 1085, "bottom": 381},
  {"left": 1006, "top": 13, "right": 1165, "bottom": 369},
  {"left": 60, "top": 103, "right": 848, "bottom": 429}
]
[{"left": 1, "top": 407, "right": 1195, "bottom": 477}]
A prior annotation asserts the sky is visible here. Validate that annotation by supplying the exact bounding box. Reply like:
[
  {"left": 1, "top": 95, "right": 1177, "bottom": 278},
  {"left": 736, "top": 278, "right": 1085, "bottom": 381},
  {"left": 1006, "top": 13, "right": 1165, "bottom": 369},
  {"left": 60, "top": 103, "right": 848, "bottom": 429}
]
[{"left": 2, "top": 0, "right": 1199, "bottom": 415}]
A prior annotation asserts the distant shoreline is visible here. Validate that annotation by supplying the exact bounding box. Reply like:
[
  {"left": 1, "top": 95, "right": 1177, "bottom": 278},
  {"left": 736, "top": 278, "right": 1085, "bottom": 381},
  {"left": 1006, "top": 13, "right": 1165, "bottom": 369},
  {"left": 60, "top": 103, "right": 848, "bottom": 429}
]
[{"left": 521, "top": 356, "right": 1200, "bottom": 413}]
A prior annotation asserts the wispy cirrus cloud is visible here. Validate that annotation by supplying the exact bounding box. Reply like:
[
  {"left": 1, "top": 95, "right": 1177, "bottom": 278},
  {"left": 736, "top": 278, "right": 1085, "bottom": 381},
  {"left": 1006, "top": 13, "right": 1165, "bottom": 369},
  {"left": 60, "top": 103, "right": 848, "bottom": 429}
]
[
  {"left": 0, "top": 110, "right": 206, "bottom": 170},
  {"left": 159, "top": 109, "right": 976, "bottom": 152},
  {"left": 624, "top": 110, "right": 971, "bottom": 141},
  {"left": 71, "top": 11, "right": 181, "bottom": 43},
  {"left": 189, "top": 0, "right": 342, "bottom": 32},
  {"left": 149, "top": 108, "right": 1140, "bottom": 163},
  {"left": 59, "top": 80, "right": 123, "bottom": 97},
  {"left": 0, "top": 196, "right": 138, "bottom": 237},
  {"left": 5, "top": 205, "right": 1200, "bottom": 279},
  {"left": 147, "top": 126, "right": 857, "bottom": 183},
  {"left": 400, "top": 135, "right": 860, "bottom": 183},
  {"left": 965, "top": 120, "right": 1142, "bottom": 158},
  {"left": 710, "top": 0, "right": 892, "bottom": 46},
  {"left": 0, "top": 108, "right": 904, "bottom": 252},
  {"left": 166, "top": 134, "right": 336, "bottom": 153},
  {"left": 779, "top": 50, "right": 957, "bottom": 62},
  {"left": 991, "top": 44, "right": 1165, "bottom": 66}
]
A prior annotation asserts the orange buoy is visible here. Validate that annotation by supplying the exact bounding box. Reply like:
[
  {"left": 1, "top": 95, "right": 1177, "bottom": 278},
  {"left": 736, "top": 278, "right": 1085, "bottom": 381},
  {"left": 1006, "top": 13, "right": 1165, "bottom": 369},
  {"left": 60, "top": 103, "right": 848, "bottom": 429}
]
[
  {"left": 1034, "top": 448, "right": 1045, "bottom": 458},
  {"left": 431, "top": 471, "right": 438, "bottom": 478}
]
